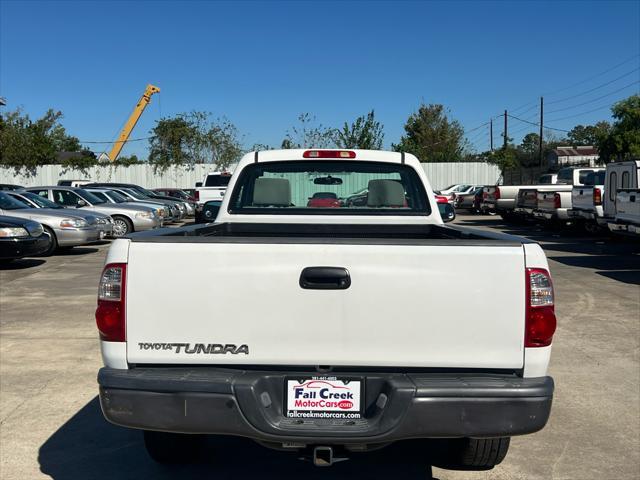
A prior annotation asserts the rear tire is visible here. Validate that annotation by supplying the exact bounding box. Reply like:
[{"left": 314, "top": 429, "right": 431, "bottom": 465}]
[
  {"left": 111, "top": 215, "right": 133, "bottom": 237},
  {"left": 435, "top": 437, "right": 510, "bottom": 470},
  {"left": 143, "top": 430, "right": 205, "bottom": 464}
]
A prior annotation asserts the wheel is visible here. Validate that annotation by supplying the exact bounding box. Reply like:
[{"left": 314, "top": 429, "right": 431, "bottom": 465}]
[
  {"left": 38, "top": 226, "right": 58, "bottom": 256},
  {"left": 433, "top": 437, "right": 510, "bottom": 470},
  {"left": 143, "top": 430, "right": 205, "bottom": 464},
  {"left": 111, "top": 215, "right": 133, "bottom": 237},
  {"left": 584, "top": 221, "right": 601, "bottom": 234}
]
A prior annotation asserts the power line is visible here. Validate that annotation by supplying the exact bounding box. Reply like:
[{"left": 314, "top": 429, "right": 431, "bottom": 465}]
[
  {"left": 507, "top": 114, "right": 570, "bottom": 133},
  {"left": 542, "top": 52, "right": 640, "bottom": 97},
  {"left": 546, "top": 101, "right": 621, "bottom": 122},
  {"left": 546, "top": 80, "right": 639, "bottom": 114},
  {"left": 501, "top": 54, "right": 639, "bottom": 120},
  {"left": 546, "top": 67, "right": 639, "bottom": 105}
]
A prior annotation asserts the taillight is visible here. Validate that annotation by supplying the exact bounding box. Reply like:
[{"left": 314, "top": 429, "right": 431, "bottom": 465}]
[
  {"left": 593, "top": 188, "right": 602, "bottom": 206},
  {"left": 553, "top": 193, "right": 561, "bottom": 209},
  {"left": 303, "top": 150, "right": 356, "bottom": 159},
  {"left": 494, "top": 187, "right": 501, "bottom": 200},
  {"left": 95, "top": 263, "right": 126, "bottom": 342},
  {"left": 195, "top": 190, "right": 200, "bottom": 201},
  {"left": 525, "top": 268, "right": 556, "bottom": 347}
]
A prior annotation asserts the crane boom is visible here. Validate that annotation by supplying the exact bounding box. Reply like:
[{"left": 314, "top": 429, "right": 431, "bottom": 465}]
[{"left": 108, "top": 84, "right": 160, "bottom": 162}]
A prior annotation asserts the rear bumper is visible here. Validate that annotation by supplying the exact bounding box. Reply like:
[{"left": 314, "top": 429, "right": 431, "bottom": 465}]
[{"left": 98, "top": 367, "right": 553, "bottom": 443}]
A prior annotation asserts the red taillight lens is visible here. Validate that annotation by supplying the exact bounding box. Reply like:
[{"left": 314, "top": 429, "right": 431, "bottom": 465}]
[
  {"left": 494, "top": 187, "right": 501, "bottom": 200},
  {"left": 593, "top": 188, "right": 602, "bottom": 205},
  {"left": 195, "top": 190, "right": 200, "bottom": 201},
  {"left": 96, "top": 263, "right": 126, "bottom": 342},
  {"left": 303, "top": 150, "right": 356, "bottom": 159},
  {"left": 553, "top": 193, "right": 561, "bottom": 209},
  {"left": 525, "top": 268, "right": 556, "bottom": 347}
]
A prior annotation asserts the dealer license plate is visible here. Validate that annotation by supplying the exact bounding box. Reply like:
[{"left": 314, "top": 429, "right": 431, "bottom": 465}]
[{"left": 285, "top": 376, "right": 363, "bottom": 419}]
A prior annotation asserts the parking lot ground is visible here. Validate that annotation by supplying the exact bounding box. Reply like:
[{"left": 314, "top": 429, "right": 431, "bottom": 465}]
[{"left": 0, "top": 216, "right": 639, "bottom": 480}]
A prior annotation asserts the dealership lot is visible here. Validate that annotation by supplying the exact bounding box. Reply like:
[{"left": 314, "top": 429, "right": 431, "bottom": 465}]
[{"left": 0, "top": 215, "right": 638, "bottom": 480}]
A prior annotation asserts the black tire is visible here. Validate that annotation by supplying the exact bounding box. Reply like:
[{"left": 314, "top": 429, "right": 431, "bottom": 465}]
[
  {"left": 436, "top": 437, "right": 510, "bottom": 470},
  {"left": 143, "top": 430, "right": 205, "bottom": 464},
  {"left": 111, "top": 215, "right": 133, "bottom": 237},
  {"left": 38, "top": 226, "right": 58, "bottom": 256}
]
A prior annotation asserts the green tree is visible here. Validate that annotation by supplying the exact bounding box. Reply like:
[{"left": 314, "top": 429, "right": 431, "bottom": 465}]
[
  {"left": 148, "top": 112, "right": 243, "bottom": 171},
  {"left": 0, "top": 108, "right": 90, "bottom": 173},
  {"left": 392, "top": 104, "right": 466, "bottom": 162},
  {"left": 596, "top": 95, "right": 640, "bottom": 162},
  {"left": 281, "top": 113, "right": 337, "bottom": 149},
  {"left": 567, "top": 122, "right": 611, "bottom": 146},
  {"left": 480, "top": 146, "right": 520, "bottom": 173},
  {"left": 335, "top": 110, "right": 384, "bottom": 149}
]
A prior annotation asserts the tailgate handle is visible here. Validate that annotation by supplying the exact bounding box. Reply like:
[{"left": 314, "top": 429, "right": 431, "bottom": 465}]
[{"left": 300, "top": 267, "right": 351, "bottom": 290}]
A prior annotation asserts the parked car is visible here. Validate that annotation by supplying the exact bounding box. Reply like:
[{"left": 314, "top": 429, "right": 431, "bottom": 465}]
[
  {"left": 24, "top": 186, "right": 160, "bottom": 237},
  {"left": 567, "top": 170, "right": 606, "bottom": 233},
  {"left": 153, "top": 188, "right": 197, "bottom": 216},
  {"left": 307, "top": 192, "right": 341, "bottom": 208},
  {"left": 85, "top": 183, "right": 189, "bottom": 219},
  {"left": 534, "top": 167, "right": 605, "bottom": 224},
  {"left": 84, "top": 188, "right": 171, "bottom": 224},
  {"left": 195, "top": 172, "right": 232, "bottom": 205},
  {"left": 0, "top": 184, "right": 24, "bottom": 191},
  {"left": 0, "top": 215, "right": 51, "bottom": 262},
  {"left": 57, "top": 179, "right": 91, "bottom": 187},
  {"left": 97, "top": 149, "right": 555, "bottom": 470},
  {"left": 0, "top": 192, "right": 101, "bottom": 255},
  {"left": 453, "top": 186, "right": 484, "bottom": 212},
  {"left": 6, "top": 190, "right": 114, "bottom": 238}
]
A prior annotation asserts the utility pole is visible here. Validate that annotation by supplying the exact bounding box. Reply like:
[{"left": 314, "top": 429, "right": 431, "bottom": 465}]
[
  {"left": 490, "top": 118, "right": 494, "bottom": 151},
  {"left": 539, "top": 97, "right": 544, "bottom": 167},
  {"left": 503, "top": 110, "right": 508, "bottom": 149}
]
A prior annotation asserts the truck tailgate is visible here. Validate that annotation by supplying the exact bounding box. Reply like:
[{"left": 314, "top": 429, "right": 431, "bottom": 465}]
[
  {"left": 126, "top": 242, "right": 526, "bottom": 369},
  {"left": 572, "top": 187, "right": 595, "bottom": 211}
]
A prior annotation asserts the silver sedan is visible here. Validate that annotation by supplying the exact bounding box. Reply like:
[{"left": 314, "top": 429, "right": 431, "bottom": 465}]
[
  {"left": 0, "top": 192, "right": 100, "bottom": 255},
  {"left": 25, "top": 186, "right": 161, "bottom": 237},
  {"left": 7, "top": 190, "right": 114, "bottom": 238}
]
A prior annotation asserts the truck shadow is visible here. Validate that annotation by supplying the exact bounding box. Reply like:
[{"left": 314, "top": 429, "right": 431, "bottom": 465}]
[{"left": 38, "top": 397, "right": 433, "bottom": 479}]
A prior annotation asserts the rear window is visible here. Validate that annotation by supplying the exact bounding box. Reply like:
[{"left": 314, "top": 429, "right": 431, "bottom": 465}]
[
  {"left": 578, "top": 170, "right": 597, "bottom": 185},
  {"left": 228, "top": 161, "right": 430, "bottom": 215},
  {"left": 557, "top": 168, "right": 573, "bottom": 184},
  {"left": 583, "top": 171, "right": 605, "bottom": 186},
  {"left": 205, "top": 175, "right": 232, "bottom": 187}
]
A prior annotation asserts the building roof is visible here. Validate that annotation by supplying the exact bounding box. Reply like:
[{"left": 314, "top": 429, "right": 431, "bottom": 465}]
[{"left": 553, "top": 146, "right": 598, "bottom": 157}]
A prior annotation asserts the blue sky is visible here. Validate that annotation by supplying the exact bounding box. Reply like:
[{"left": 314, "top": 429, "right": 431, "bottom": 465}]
[{"left": 1, "top": 0, "right": 639, "bottom": 159}]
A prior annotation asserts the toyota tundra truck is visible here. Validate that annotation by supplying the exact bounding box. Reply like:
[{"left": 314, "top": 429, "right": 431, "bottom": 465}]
[{"left": 96, "top": 149, "right": 556, "bottom": 470}]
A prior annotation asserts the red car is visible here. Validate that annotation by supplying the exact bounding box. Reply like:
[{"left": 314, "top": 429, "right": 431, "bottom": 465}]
[{"left": 307, "top": 192, "right": 341, "bottom": 208}]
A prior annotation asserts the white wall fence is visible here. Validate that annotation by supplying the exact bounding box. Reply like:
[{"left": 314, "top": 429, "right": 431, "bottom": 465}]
[{"left": 0, "top": 162, "right": 501, "bottom": 191}]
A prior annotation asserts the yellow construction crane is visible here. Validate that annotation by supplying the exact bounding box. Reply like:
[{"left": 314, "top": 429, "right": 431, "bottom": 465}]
[{"left": 108, "top": 84, "right": 160, "bottom": 162}]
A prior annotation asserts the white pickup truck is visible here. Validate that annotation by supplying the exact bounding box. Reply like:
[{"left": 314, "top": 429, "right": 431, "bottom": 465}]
[
  {"left": 96, "top": 149, "right": 556, "bottom": 470},
  {"left": 567, "top": 170, "right": 606, "bottom": 232},
  {"left": 481, "top": 173, "right": 559, "bottom": 220},
  {"left": 534, "top": 167, "right": 605, "bottom": 224},
  {"left": 195, "top": 172, "right": 232, "bottom": 206}
]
